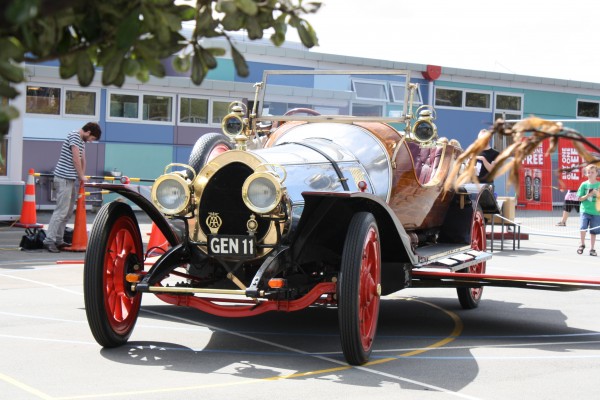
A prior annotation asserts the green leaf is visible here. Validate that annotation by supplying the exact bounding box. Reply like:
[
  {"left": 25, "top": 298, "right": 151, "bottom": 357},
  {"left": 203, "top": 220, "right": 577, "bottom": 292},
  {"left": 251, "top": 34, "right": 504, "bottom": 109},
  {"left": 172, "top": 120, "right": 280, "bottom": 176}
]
[
  {"left": 234, "top": 0, "right": 258, "bottom": 16},
  {"left": 245, "top": 17, "right": 263, "bottom": 40},
  {"left": 217, "top": 0, "right": 238, "bottom": 14},
  {"left": 295, "top": 19, "right": 318, "bottom": 48},
  {"left": 116, "top": 9, "right": 142, "bottom": 50},
  {"left": 76, "top": 52, "right": 95, "bottom": 87},
  {"left": 221, "top": 11, "right": 246, "bottom": 31},
  {"left": 102, "top": 53, "right": 124, "bottom": 86},
  {"left": 0, "top": 61, "right": 25, "bottom": 83},
  {"left": 124, "top": 58, "right": 141, "bottom": 76},
  {"left": 59, "top": 54, "right": 77, "bottom": 79},
  {"left": 0, "top": 83, "right": 19, "bottom": 99},
  {"left": 206, "top": 47, "right": 226, "bottom": 57},
  {"left": 200, "top": 49, "right": 217, "bottom": 69},
  {"left": 230, "top": 46, "right": 249, "bottom": 77},
  {"left": 172, "top": 55, "right": 191, "bottom": 73},
  {"left": 5, "top": 0, "right": 40, "bottom": 25},
  {"left": 0, "top": 38, "right": 25, "bottom": 62},
  {"left": 191, "top": 52, "right": 206, "bottom": 85}
]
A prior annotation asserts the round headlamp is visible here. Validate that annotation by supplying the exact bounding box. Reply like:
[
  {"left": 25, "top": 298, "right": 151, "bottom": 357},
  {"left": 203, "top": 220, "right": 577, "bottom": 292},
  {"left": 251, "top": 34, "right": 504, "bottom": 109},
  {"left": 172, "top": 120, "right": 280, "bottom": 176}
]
[
  {"left": 242, "top": 172, "right": 282, "bottom": 214},
  {"left": 151, "top": 174, "right": 191, "bottom": 215}
]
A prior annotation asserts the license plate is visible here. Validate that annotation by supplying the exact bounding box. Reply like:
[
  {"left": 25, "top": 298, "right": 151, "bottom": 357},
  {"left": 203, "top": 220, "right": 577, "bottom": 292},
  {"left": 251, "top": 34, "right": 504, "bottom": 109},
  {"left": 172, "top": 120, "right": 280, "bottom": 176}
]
[{"left": 208, "top": 235, "right": 256, "bottom": 257}]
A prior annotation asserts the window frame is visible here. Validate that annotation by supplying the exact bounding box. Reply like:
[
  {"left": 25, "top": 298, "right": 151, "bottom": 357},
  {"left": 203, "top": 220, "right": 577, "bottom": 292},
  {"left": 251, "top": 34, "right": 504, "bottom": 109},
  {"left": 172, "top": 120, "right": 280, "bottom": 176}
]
[
  {"left": 576, "top": 99, "right": 600, "bottom": 119},
  {"left": 24, "top": 84, "right": 100, "bottom": 119},
  {"left": 178, "top": 95, "right": 210, "bottom": 126},
  {"left": 351, "top": 79, "right": 389, "bottom": 102},
  {"left": 493, "top": 92, "right": 524, "bottom": 152},
  {"left": 106, "top": 89, "right": 175, "bottom": 125},
  {"left": 434, "top": 86, "right": 492, "bottom": 111},
  {"left": 390, "top": 83, "right": 422, "bottom": 105},
  {"left": 62, "top": 87, "right": 101, "bottom": 118}
]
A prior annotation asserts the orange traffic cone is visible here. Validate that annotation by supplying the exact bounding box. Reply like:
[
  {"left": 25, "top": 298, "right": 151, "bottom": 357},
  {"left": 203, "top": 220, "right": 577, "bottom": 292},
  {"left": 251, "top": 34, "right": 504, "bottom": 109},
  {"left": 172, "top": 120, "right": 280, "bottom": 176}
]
[
  {"left": 62, "top": 184, "right": 87, "bottom": 252},
  {"left": 14, "top": 169, "right": 43, "bottom": 229},
  {"left": 147, "top": 222, "right": 169, "bottom": 256}
]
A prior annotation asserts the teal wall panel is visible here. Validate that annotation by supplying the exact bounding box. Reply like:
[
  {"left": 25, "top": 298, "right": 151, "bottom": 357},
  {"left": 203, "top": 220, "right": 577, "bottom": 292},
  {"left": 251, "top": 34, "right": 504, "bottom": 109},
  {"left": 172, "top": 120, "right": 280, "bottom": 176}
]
[
  {"left": 207, "top": 58, "right": 235, "bottom": 81},
  {"left": 104, "top": 143, "right": 172, "bottom": 182},
  {"left": 523, "top": 90, "right": 576, "bottom": 118},
  {"left": 0, "top": 183, "right": 24, "bottom": 218}
]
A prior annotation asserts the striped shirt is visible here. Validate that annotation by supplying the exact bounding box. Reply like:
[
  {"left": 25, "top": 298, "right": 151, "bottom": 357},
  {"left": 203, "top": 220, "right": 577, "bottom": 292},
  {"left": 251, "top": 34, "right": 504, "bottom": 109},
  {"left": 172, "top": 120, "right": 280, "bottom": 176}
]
[{"left": 54, "top": 130, "right": 85, "bottom": 180}]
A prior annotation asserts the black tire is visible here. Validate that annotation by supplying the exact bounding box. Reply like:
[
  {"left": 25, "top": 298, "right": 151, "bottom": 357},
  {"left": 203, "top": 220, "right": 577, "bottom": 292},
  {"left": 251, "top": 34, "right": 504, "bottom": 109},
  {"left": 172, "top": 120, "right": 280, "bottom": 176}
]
[
  {"left": 457, "top": 208, "right": 486, "bottom": 309},
  {"left": 338, "top": 212, "right": 381, "bottom": 365},
  {"left": 187, "top": 132, "right": 233, "bottom": 178},
  {"left": 84, "top": 201, "right": 144, "bottom": 347}
]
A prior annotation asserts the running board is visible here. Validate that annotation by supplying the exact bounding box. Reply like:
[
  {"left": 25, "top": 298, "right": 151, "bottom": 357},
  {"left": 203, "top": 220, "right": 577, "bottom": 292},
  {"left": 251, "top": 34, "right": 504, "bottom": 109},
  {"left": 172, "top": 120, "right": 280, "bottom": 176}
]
[{"left": 414, "top": 248, "right": 491, "bottom": 271}]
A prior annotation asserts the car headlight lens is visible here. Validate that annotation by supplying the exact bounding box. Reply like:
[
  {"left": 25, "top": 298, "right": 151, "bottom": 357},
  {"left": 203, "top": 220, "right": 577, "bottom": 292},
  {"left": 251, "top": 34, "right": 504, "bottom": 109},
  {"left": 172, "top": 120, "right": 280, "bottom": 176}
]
[
  {"left": 242, "top": 172, "right": 282, "bottom": 214},
  {"left": 151, "top": 174, "right": 191, "bottom": 215}
]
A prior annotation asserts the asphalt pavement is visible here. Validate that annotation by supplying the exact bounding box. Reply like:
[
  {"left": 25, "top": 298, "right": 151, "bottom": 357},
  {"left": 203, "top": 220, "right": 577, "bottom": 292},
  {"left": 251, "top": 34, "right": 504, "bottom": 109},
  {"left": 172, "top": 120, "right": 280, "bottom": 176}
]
[{"left": 2, "top": 211, "right": 600, "bottom": 399}]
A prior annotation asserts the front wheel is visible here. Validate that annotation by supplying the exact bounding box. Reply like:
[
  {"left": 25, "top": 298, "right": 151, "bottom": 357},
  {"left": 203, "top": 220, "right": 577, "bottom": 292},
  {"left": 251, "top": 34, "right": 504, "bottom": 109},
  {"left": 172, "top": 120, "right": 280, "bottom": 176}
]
[
  {"left": 84, "top": 202, "right": 144, "bottom": 347},
  {"left": 456, "top": 208, "right": 486, "bottom": 309},
  {"left": 338, "top": 212, "right": 381, "bottom": 365}
]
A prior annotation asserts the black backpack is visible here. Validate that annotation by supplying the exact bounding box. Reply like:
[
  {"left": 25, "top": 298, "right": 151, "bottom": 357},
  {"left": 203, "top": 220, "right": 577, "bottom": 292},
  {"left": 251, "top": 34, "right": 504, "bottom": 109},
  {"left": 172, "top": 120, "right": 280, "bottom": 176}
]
[{"left": 19, "top": 228, "right": 46, "bottom": 250}]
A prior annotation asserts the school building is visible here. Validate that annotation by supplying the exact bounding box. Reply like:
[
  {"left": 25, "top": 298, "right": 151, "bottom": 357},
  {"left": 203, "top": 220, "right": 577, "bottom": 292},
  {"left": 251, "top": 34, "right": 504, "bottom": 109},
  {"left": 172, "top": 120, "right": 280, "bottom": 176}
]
[{"left": 2, "top": 34, "right": 600, "bottom": 221}]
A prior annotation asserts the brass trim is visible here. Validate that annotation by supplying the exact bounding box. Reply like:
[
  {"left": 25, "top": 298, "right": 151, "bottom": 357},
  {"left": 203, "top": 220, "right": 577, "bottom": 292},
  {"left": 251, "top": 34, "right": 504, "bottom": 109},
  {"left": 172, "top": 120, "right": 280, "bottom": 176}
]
[
  {"left": 151, "top": 174, "right": 191, "bottom": 216},
  {"left": 241, "top": 172, "right": 283, "bottom": 214}
]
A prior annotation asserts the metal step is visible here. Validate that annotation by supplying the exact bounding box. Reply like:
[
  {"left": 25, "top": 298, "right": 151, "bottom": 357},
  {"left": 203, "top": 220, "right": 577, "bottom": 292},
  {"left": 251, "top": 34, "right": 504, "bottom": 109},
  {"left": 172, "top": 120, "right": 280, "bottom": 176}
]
[{"left": 414, "top": 246, "right": 492, "bottom": 272}]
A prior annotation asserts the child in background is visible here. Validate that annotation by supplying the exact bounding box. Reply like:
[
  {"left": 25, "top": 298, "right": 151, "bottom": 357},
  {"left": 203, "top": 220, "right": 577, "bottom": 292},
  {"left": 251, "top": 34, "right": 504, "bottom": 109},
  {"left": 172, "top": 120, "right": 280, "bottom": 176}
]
[{"left": 576, "top": 164, "right": 600, "bottom": 256}]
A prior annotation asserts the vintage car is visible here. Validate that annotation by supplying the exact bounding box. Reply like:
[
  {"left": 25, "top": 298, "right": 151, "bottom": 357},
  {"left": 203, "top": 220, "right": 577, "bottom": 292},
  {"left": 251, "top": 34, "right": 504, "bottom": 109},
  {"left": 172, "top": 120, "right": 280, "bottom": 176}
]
[{"left": 83, "top": 69, "right": 503, "bottom": 365}]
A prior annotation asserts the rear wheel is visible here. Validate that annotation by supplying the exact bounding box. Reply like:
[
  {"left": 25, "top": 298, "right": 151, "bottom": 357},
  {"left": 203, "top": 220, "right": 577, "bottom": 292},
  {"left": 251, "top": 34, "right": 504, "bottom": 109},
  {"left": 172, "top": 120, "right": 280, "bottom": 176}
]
[
  {"left": 338, "top": 212, "right": 381, "bottom": 365},
  {"left": 188, "top": 132, "right": 232, "bottom": 178},
  {"left": 84, "top": 202, "right": 144, "bottom": 347},
  {"left": 457, "top": 208, "right": 486, "bottom": 309}
]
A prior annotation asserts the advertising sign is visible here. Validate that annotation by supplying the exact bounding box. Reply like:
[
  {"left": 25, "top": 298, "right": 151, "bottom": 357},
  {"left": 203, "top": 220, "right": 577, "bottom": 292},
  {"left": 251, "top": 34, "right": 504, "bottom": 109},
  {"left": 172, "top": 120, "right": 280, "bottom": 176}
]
[
  {"left": 518, "top": 140, "right": 552, "bottom": 210},
  {"left": 557, "top": 138, "right": 600, "bottom": 190}
]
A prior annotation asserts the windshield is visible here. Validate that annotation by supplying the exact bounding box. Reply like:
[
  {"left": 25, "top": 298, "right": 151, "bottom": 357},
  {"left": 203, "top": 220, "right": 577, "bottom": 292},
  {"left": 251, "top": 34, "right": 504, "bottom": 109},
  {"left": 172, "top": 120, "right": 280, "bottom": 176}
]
[{"left": 255, "top": 70, "right": 413, "bottom": 124}]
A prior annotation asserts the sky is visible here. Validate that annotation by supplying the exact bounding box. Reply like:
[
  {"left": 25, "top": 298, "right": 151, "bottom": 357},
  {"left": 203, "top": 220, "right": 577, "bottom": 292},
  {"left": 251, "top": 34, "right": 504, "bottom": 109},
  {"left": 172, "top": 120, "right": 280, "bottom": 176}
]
[{"left": 296, "top": 0, "right": 600, "bottom": 84}]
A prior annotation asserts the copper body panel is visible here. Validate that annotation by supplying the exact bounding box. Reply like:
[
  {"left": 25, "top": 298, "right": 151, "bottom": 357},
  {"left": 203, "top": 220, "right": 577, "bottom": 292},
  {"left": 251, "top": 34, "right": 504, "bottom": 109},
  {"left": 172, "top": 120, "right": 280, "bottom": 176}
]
[{"left": 266, "top": 120, "right": 461, "bottom": 232}]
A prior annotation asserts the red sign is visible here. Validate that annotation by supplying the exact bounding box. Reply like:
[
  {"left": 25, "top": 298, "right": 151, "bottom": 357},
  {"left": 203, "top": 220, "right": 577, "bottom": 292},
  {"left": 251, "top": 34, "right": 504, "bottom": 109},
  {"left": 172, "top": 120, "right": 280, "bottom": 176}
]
[
  {"left": 557, "top": 138, "right": 600, "bottom": 190},
  {"left": 518, "top": 140, "right": 552, "bottom": 210}
]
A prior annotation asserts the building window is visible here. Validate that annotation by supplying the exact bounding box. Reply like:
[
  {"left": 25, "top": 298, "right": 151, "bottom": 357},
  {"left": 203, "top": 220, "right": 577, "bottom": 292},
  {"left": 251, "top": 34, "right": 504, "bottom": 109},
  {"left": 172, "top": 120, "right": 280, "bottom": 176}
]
[
  {"left": 493, "top": 93, "right": 524, "bottom": 152},
  {"left": 108, "top": 91, "right": 174, "bottom": 123},
  {"left": 352, "top": 103, "right": 384, "bottom": 117},
  {"left": 212, "top": 101, "right": 231, "bottom": 124},
  {"left": 179, "top": 97, "right": 208, "bottom": 124},
  {"left": 352, "top": 80, "right": 389, "bottom": 101},
  {"left": 390, "top": 83, "right": 422, "bottom": 104},
  {"left": 26, "top": 86, "right": 61, "bottom": 115},
  {"left": 577, "top": 100, "right": 600, "bottom": 118},
  {"left": 465, "top": 91, "right": 491, "bottom": 109},
  {"left": 435, "top": 87, "right": 492, "bottom": 110},
  {"left": 435, "top": 88, "right": 462, "bottom": 108},
  {"left": 65, "top": 89, "right": 97, "bottom": 116},
  {"left": 143, "top": 95, "right": 172, "bottom": 122},
  {"left": 110, "top": 93, "right": 139, "bottom": 119}
]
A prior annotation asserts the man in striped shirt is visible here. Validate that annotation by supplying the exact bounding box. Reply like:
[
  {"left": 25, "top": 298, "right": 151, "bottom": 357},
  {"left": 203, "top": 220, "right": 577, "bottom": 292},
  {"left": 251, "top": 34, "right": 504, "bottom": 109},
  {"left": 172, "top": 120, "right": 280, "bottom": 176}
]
[{"left": 43, "top": 122, "right": 102, "bottom": 253}]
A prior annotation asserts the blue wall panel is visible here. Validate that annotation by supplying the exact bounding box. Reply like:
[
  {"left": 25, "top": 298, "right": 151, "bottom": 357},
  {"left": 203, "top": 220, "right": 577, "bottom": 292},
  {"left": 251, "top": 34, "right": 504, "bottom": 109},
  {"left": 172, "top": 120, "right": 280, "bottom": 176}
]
[
  {"left": 104, "top": 122, "right": 174, "bottom": 144},
  {"left": 174, "top": 145, "right": 193, "bottom": 165},
  {"left": 434, "top": 109, "right": 492, "bottom": 147},
  {"left": 23, "top": 118, "right": 91, "bottom": 140}
]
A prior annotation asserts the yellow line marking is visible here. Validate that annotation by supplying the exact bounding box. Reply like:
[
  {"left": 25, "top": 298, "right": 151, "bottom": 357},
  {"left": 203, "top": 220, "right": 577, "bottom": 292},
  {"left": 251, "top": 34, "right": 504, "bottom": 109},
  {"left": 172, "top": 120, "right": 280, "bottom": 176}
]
[
  {"left": 4, "top": 296, "right": 463, "bottom": 399},
  {"left": 0, "top": 372, "right": 53, "bottom": 400}
]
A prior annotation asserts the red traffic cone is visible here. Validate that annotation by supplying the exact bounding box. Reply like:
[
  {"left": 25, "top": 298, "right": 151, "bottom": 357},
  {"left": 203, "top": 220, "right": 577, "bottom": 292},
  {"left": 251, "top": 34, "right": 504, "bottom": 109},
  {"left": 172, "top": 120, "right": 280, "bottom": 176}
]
[
  {"left": 147, "top": 222, "right": 169, "bottom": 256},
  {"left": 62, "top": 184, "right": 88, "bottom": 252},
  {"left": 14, "top": 169, "right": 43, "bottom": 229}
]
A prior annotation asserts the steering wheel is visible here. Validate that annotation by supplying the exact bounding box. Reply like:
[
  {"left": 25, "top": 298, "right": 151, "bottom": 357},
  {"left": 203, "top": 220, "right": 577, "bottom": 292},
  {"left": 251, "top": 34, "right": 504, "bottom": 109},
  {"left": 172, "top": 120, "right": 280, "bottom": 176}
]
[{"left": 272, "top": 108, "right": 321, "bottom": 129}]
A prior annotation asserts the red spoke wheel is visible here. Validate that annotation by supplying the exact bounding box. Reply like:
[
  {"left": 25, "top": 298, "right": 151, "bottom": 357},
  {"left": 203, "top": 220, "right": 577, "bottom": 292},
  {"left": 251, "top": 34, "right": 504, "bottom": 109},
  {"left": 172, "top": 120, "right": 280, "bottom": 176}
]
[
  {"left": 84, "top": 202, "right": 144, "bottom": 347},
  {"left": 457, "top": 208, "right": 486, "bottom": 309},
  {"left": 338, "top": 212, "right": 381, "bottom": 365}
]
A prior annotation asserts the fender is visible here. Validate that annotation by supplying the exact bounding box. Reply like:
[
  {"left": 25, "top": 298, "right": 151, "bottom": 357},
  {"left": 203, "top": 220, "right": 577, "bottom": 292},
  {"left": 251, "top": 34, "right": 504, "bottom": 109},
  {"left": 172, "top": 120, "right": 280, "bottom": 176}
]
[
  {"left": 85, "top": 182, "right": 180, "bottom": 246},
  {"left": 296, "top": 191, "right": 416, "bottom": 265}
]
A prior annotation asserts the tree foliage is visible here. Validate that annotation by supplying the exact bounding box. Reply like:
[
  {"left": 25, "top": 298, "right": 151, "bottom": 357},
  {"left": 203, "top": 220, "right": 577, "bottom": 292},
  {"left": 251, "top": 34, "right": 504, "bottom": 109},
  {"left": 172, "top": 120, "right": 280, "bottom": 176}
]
[{"left": 0, "top": 0, "right": 321, "bottom": 137}]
